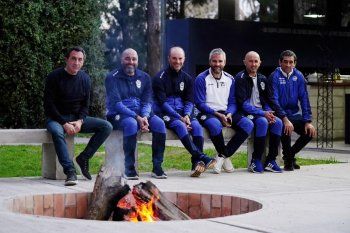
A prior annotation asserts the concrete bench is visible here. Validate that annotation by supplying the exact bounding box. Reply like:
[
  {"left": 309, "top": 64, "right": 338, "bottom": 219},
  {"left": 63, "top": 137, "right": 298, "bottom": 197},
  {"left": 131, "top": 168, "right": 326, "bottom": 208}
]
[
  {"left": 0, "top": 129, "right": 73, "bottom": 180},
  {"left": 105, "top": 128, "right": 282, "bottom": 175}
]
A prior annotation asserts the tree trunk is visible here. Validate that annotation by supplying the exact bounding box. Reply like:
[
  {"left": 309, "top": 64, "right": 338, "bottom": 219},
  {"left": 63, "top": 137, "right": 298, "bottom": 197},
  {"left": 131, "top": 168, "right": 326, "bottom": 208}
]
[
  {"left": 87, "top": 166, "right": 125, "bottom": 220},
  {"left": 147, "top": 0, "right": 161, "bottom": 77}
]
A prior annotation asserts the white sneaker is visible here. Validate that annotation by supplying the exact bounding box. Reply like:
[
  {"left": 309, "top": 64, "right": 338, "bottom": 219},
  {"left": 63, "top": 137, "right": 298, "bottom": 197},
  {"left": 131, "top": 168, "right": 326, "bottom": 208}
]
[
  {"left": 213, "top": 155, "right": 224, "bottom": 174},
  {"left": 222, "top": 157, "right": 234, "bottom": 173}
]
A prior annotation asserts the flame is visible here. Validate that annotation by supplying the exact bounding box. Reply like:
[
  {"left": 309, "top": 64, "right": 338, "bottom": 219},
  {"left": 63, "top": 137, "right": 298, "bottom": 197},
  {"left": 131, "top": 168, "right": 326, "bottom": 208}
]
[{"left": 129, "top": 196, "right": 158, "bottom": 222}]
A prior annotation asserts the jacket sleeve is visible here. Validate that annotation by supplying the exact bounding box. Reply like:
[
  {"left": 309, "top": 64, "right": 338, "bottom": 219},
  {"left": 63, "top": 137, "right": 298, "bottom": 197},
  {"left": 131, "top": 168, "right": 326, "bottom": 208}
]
[
  {"left": 298, "top": 75, "right": 312, "bottom": 122},
  {"left": 194, "top": 75, "right": 215, "bottom": 114},
  {"left": 140, "top": 74, "right": 152, "bottom": 118},
  {"left": 267, "top": 73, "right": 286, "bottom": 119},
  {"left": 226, "top": 78, "right": 237, "bottom": 114},
  {"left": 183, "top": 76, "right": 194, "bottom": 116},
  {"left": 44, "top": 75, "right": 67, "bottom": 125},
  {"left": 78, "top": 75, "right": 90, "bottom": 120},
  {"left": 105, "top": 74, "right": 137, "bottom": 118}
]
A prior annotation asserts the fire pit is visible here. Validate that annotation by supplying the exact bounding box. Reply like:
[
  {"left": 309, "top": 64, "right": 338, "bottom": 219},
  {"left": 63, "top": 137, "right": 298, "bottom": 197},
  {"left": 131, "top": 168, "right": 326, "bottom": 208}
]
[{"left": 7, "top": 185, "right": 262, "bottom": 221}]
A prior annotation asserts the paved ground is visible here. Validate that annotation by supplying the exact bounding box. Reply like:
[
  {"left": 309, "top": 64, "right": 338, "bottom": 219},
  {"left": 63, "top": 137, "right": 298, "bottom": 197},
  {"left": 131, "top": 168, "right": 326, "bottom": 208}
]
[{"left": 1, "top": 139, "right": 349, "bottom": 233}]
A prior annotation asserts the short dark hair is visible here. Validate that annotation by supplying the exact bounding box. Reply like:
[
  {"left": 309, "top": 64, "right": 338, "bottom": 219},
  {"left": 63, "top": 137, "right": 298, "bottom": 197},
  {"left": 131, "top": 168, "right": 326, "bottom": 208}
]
[
  {"left": 65, "top": 46, "right": 86, "bottom": 59},
  {"left": 279, "top": 50, "right": 297, "bottom": 62}
]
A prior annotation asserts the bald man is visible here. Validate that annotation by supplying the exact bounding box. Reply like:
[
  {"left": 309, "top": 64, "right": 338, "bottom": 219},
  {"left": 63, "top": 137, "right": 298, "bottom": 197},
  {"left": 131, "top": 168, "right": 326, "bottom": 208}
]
[
  {"left": 152, "top": 46, "right": 216, "bottom": 177},
  {"left": 235, "top": 51, "right": 283, "bottom": 173},
  {"left": 105, "top": 48, "right": 167, "bottom": 180}
]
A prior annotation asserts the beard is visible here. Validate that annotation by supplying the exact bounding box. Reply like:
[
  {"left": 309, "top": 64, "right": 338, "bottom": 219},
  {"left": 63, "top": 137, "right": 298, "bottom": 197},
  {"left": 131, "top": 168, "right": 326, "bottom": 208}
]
[{"left": 123, "top": 65, "right": 136, "bottom": 76}]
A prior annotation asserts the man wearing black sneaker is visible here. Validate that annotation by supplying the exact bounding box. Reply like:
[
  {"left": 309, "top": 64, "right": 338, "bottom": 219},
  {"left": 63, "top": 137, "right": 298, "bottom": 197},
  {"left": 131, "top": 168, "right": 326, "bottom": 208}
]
[
  {"left": 105, "top": 48, "right": 167, "bottom": 180},
  {"left": 44, "top": 46, "right": 113, "bottom": 186},
  {"left": 152, "top": 46, "right": 216, "bottom": 177},
  {"left": 268, "top": 50, "right": 316, "bottom": 171}
]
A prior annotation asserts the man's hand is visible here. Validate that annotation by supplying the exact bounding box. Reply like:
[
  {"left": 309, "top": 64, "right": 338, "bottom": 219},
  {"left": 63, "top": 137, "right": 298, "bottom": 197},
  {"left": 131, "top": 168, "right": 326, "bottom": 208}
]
[
  {"left": 283, "top": 117, "right": 294, "bottom": 136},
  {"left": 264, "top": 111, "right": 276, "bottom": 124},
  {"left": 181, "top": 115, "right": 192, "bottom": 131},
  {"left": 305, "top": 122, "right": 316, "bottom": 137},
  {"left": 215, "top": 112, "right": 231, "bottom": 127},
  {"left": 136, "top": 116, "right": 149, "bottom": 132},
  {"left": 69, "top": 119, "right": 83, "bottom": 134},
  {"left": 63, "top": 122, "right": 76, "bottom": 135}
]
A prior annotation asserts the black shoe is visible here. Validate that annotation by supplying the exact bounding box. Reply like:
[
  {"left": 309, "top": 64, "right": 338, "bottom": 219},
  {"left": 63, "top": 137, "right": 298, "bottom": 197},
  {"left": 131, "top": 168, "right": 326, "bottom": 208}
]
[
  {"left": 65, "top": 171, "right": 78, "bottom": 186},
  {"left": 151, "top": 167, "right": 167, "bottom": 179},
  {"left": 123, "top": 169, "right": 139, "bottom": 180},
  {"left": 76, "top": 155, "right": 92, "bottom": 180},
  {"left": 293, "top": 160, "right": 301, "bottom": 169},
  {"left": 284, "top": 161, "right": 294, "bottom": 171}
]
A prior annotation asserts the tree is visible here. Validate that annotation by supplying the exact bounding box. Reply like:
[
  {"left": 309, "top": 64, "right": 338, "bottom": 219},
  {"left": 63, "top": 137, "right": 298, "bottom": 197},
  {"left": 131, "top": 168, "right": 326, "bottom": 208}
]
[
  {"left": 147, "top": 0, "right": 161, "bottom": 76},
  {"left": 0, "top": 0, "right": 107, "bottom": 128}
]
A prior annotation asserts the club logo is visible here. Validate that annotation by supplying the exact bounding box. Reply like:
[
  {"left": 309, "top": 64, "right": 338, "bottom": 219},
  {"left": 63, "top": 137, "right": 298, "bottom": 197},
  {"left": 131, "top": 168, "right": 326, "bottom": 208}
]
[
  {"left": 179, "top": 82, "right": 184, "bottom": 91},
  {"left": 260, "top": 82, "right": 265, "bottom": 90},
  {"left": 163, "top": 115, "right": 170, "bottom": 122},
  {"left": 136, "top": 80, "right": 141, "bottom": 88},
  {"left": 200, "top": 115, "right": 207, "bottom": 121},
  {"left": 293, "top": 76, "right": 297, "bottom": 81},
  {"left": 115, "top": 115, "right": 120, "bottom": 121}
]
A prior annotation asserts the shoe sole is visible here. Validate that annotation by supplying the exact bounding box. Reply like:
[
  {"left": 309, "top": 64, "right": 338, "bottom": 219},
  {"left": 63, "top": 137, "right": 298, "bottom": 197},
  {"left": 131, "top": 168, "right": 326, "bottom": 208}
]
[
  {"left": 264, "top": 167, "right": 282, "bottom": 173},
  {"left": 223, "top": 168, "right": 234, "bottom": 173},
  {"left": 151, "top": 173, "right": 168, "bottom": 179},
  {"left": 190, "top": 162, "right": 205, "bottom": 177},
  {"left": 64, "top": 180, "right": 78, "bottom": 186},
  {"left": 74, "top": 157, "right": 92, "bottom": 180},
  {"left": 248, "top": 167, "right": 263, "bottom": 173},
  {"left": 122, "top": 175, "right": 139, "bottom": 180}
]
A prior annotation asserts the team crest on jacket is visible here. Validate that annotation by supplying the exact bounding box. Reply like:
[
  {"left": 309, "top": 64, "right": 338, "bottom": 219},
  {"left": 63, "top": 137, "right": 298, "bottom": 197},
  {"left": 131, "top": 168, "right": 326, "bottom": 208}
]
[
  {"left": 200, "top": 115, "right": 207, "bottom": 121},
  {"left": 292, "top": 76, "right": 297, "bottom": 81},
  {"left": 136, "top": 80, "right": 141, "bottom": 88},
  {"left": 115, "top": 114, "right": 120, "bottom": 121},
  {"left": 179, "top": 82, "right": 184, "bottom": 91},
  {"left": 163, "top": 115, "right": 170, "bottom": 122},
  {"left": 260, "top": 82, "right": 265, "bottom": 90}
]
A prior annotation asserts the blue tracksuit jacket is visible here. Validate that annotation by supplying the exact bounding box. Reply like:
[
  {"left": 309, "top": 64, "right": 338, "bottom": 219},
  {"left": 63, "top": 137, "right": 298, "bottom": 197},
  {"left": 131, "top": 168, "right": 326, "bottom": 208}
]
[
  {"left": 152, "top": 66, "right": 194, "bottom": 119},
  {"left": 268, "top": 67, "right": 312, "bottom": 122},
  {"left": 105, "top": 68, "right": 152, "bottom": 119}
]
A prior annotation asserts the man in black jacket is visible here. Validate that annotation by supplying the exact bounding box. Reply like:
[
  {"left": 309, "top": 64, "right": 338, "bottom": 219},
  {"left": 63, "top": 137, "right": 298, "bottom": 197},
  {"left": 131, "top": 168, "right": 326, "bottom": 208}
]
[
  {"left": 44, "top": 46, "right": 112, "bottom": 186},
  {"left": 235, "top": 51, "right": 283, "bottom": 173}
]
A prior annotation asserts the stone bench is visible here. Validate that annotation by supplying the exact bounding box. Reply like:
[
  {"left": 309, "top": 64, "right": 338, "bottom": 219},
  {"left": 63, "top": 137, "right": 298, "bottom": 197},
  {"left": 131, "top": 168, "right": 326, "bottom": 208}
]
[
  {"left": 105, "top": 128, "right": 282, "bottom": 176},
  {"left": 0, "top": 129, "right": 73, "bottom": 180}
]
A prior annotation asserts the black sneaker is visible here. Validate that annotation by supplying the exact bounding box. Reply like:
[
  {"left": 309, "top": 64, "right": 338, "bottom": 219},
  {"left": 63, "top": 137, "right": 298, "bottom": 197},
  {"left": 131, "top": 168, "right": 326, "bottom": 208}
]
[
  {"left": 65, "top": 171, "right": 78, "bottom": 186},
  {"left": 76, "top": 155, "right": 92, "bottom": 180},
  {"left": 284, "top": 161, "right": 294, "bottom": 171},
  {"left": 293, "top": 160, "right": 301, "bottom": 169},
  {"left": 123, "top": 169, "right": 139, "bottom": 180},
  {"left": 151, "top": 167, "right": 167, "bottom": 179}
]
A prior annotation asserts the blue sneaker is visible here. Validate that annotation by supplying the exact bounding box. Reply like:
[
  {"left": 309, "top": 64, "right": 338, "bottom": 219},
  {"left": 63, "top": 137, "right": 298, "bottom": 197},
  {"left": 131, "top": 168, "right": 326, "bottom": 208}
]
[
  {"left": 265, "top": 160, "right": 283, "bottom": 173},
  {"left": 248, "top": 159, "right": 263, "bottom": 173}
]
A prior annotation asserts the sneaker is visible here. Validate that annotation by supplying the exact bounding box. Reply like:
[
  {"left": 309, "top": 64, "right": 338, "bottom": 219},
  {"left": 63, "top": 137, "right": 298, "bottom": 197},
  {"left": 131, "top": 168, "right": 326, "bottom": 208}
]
[
  {"left": 200, "top": 155, "right": 217, "bottom": 170},
  {"left": 190, "top": 161, "right": 205, "bottom": 177},
  {"left": 284, "top": 161, "right": 294, "bottom": 171},
  {"left": 151, "top": 168, "right": 167, "bottom": 179},
  {"left": 265, "top": 160, "right": 283, "bottom": 173},
  {"left": 248, "top": 159, "right": 263, "bottom": 173},
  {"left": 76, "top": 155, "right": 92, "bottom": 180},
  {"left": 213, "top": 155, "right": 224, "bottom": 174},
  {"left": 222, "top": 157, "right": 234, "bottom": 173},
  {"left": 123, "top": 169, "right": 139, "bottom": 180},
  {"left": 65, "top": 171, "right": 78, "bottom": 186}
]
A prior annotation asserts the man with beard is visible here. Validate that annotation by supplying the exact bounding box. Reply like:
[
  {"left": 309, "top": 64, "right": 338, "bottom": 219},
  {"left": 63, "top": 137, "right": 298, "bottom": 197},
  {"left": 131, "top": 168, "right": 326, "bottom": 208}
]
[
  {"left": 235, "top": 51, "right": 283, "bottom": 173},
  {"left": 105, "top": 48, "right": 167, "bottom": 180},
  {"left": 44, "top": 46, "right": 113, "bottom": 186},
  {"left": 152, "top": 46, "right": 216, "bottom": 177},
  {"left": 268, "top": 50, "right": 316, "bottom": 171},
  {"left": 194, "top": 48, "right": 254, "bottom": 174}
]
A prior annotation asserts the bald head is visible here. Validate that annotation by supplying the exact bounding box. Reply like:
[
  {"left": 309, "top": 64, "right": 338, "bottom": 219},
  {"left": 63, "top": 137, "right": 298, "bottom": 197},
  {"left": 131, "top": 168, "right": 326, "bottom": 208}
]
[
  {"left": 121, "top": 48, "right": 138, "bottom": 76},
  {"left": 243, "top": 51, "right": 261, "bottom": 77},
  {"left": 168, "top": 46, "right": 185, "bottom": 72}
]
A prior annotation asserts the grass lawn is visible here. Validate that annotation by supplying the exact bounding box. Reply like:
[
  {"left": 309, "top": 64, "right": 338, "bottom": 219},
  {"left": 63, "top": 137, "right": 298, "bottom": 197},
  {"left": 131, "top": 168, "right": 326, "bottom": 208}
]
[{"left": 0, "top": 144, "right": 339, "bottom": 177}]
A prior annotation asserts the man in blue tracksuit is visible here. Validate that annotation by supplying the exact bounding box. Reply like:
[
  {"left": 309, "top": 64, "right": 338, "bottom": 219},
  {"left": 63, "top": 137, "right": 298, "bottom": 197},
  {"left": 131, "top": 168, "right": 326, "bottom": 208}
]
[
  {"left": 235, "top": 51, "right": 283, "bottom": 173},
  {"left": 153, "top": 46, "right": 216, "bottom": 177},
  {"left": 268, "top": 50, "right": 316, "bottom": 171},
  {"left": 105, "top": 48, "right": 167, "bottom": 180},
  {"left": 194, "top": 48, "right": 254, "bottom": 174}
]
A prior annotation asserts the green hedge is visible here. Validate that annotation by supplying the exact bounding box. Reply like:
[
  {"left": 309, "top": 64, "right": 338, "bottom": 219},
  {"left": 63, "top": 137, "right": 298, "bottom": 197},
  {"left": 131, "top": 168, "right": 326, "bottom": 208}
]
[{"left": 0, "top": 0, "right": 107, "bottom": 128}]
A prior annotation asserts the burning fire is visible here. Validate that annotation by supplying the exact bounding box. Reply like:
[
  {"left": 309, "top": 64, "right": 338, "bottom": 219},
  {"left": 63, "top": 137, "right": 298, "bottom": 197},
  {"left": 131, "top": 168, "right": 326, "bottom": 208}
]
[{"left": 116, "top": 186, "right": 160, "bottom": 222}]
